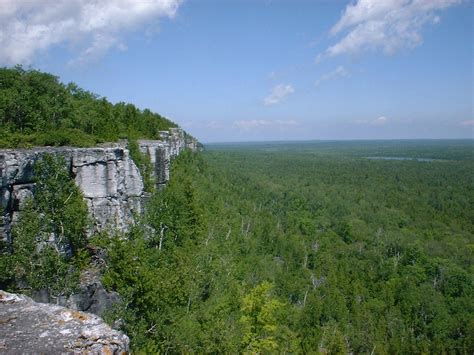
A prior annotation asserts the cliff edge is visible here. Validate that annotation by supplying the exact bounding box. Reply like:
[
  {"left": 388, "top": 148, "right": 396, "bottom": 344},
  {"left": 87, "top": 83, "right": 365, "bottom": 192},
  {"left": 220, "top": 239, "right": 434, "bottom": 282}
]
[
  {"left": 0, "top": 290, "right": 129, "bottom": 354},
  {"left": 0, "top": 127, "right": 198, "bottom": 243}
]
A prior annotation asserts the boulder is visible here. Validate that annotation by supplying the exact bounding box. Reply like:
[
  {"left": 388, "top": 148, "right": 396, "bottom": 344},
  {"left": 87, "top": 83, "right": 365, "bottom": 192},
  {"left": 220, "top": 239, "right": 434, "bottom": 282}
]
[{"left": 0, "top": 290, "right": 129, "bottom": 354}]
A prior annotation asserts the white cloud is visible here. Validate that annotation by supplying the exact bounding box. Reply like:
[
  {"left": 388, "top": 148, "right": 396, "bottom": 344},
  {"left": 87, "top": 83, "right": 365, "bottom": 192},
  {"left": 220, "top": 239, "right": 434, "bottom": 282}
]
[
  {"left": 0, "top": 0, "right": 182, "bottom": 65},
  {"left": 356, "top": 116, "right": 389, "bottom": 125},
  {"left": 314, "top": 53, "right": 324, "bottom": 64},
  {"left": 371, "top": 116, "right": 388, "bottom": 125},
  {"left": 315, "top": 65, "right": 349, "bottom": 86},
  {"left": 205, "top": 120, "right": 225, "bottom": 129},
  {"left": 459, "top": 120, "right": 474, "bottom": 126},
  {"left": 275, "top": 119, "right": 299, "bottom": 125},
  {"left": 268, "top": 71, "right": 277, "bottom": 80},
  {"left": 233, "top": 120, "right": 271, "bottom": 130},
  {"left": 182, "top": 120, "right": 225, "bottom": 129},
  {"left": 233, "top": 119, "right": 299, "bottom": 130},
  {"left": 321, "top": 0, "right": 461, "bottom": 58},
  {"left": 263, "top": 84, "right": 295, "bottom": 106}
]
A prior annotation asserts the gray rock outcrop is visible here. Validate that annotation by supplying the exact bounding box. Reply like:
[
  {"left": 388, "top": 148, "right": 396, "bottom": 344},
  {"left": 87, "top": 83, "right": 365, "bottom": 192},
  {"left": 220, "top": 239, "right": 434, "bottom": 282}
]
[
  {"left": 0, "top": 128, "right": 198, "bottom": 243},
  {"left": 0, "top": 290, "right": 129, "bottom": 354}
]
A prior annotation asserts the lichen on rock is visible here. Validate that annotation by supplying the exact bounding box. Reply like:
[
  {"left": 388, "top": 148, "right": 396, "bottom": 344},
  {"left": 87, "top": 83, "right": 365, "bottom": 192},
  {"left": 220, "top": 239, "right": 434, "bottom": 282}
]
[{"left": 0, "top": 290, "right": 129, "bottom": 354}]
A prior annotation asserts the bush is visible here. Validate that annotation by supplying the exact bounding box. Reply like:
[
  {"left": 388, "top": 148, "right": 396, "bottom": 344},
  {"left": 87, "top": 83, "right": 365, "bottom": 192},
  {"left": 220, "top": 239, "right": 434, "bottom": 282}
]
[
  {"left": 2, "top": 154, "right": 90, "bottom": 296},
  {"left": 128, "top": 140, "right": 155, "bottom": 192}
]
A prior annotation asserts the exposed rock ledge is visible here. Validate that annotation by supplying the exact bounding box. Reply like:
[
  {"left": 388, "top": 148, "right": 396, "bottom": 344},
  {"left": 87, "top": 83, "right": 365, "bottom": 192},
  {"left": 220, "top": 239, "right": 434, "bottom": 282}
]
[
  {"left": 0, "top": 128, "right": 198, "bottom": 243},
  {"left": 0, "top": 290, "right": 129, "bottom": 354}
]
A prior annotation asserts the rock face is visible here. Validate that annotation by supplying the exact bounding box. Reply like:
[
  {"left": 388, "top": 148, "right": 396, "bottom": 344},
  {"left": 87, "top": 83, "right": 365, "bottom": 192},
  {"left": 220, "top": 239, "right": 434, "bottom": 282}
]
[
  {"left": 0, "top": 290, "right": 129, "bottom": 354},
  {"left": 0, "top": 128, "right": 198, "bottom": 243}
]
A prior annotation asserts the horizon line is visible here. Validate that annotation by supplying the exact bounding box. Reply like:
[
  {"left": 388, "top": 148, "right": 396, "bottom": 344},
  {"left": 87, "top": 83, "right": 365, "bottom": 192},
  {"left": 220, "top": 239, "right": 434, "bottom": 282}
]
[{"left": 202, "top": 137, "right": 474, "bottom": 145}]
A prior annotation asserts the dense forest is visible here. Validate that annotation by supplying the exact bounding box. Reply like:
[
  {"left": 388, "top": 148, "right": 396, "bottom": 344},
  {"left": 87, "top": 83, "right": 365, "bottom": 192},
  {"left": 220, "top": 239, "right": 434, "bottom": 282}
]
[
  {"left": 1, "top": 67, "right": 472, "bottom": 353},
  {"left": 97, "top": 142, "right": 473, "bottom": 353},
  {"left": 0, "top": 66, "right": 177, "bottom": 148}
]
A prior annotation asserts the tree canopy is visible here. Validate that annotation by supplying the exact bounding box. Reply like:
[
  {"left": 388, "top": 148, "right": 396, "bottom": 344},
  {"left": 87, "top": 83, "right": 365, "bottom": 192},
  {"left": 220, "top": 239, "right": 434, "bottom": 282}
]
[
  {"left": 0, "top": 66, "right": 177, "bottom": 148},
  {"left": 99, "top": 142, "right": 473, "bottom": 353}
]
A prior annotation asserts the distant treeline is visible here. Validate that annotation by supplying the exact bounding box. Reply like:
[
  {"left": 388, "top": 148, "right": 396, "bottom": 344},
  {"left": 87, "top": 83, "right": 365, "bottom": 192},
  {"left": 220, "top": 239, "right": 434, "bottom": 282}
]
[
  {"left": 0, "top": 66, "right": 177, "bottom": 148},
  {"left": 206, "top": 139, "right": 474, "bottom": 161}
]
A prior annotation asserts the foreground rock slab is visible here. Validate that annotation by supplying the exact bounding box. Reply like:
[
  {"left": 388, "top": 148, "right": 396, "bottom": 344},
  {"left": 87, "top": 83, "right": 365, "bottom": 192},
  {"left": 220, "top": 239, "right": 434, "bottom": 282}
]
[{"left": 0, "top": 290, "right": 129, "bottom": 354}]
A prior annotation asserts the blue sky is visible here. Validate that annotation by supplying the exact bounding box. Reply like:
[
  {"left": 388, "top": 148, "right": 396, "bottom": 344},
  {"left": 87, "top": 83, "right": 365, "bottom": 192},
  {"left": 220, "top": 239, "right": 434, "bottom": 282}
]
[{"left": 0, "top": 0, "right": 472, "bottom": 142}]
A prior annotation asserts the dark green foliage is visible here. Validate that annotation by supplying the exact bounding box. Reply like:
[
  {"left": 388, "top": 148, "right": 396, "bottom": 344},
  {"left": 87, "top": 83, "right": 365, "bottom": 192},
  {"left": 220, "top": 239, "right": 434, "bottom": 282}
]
[
  {"left": 0, "top": 66, "right": 177, "bottom": 148},
  {"left": 100, "top": 142, "right": 473, "bottom": 353},
  {"left": 98, "top": 151, "right": 225, "bottom": 352},
  {"left": 1, "top": 154, "right": 89, "bottom": 296},
  {"left": 128, "top": 140, "right": 154, "bottom": 192},
  {"left": 34, "top": 154, "right": 90, "bottom": 253}
]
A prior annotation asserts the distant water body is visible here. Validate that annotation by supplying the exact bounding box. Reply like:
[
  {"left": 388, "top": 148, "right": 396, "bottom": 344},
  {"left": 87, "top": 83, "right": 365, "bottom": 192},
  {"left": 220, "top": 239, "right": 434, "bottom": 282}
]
[{"left": 366, "top": 156, "right": 442, "bottom": 162}]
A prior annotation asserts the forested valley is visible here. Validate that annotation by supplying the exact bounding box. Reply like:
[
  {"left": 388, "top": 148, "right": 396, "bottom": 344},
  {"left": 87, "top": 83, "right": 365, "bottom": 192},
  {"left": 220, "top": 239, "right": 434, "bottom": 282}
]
[{"left": 97, "top": 141, "right": 474, "bottom": 353}]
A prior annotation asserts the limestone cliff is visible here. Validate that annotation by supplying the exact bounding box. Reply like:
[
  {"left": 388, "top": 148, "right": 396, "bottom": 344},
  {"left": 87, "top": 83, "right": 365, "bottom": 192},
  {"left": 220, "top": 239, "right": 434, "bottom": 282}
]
[
  {"left": 0, "top": 128, "right": 198, "bottom": 243},
  {"left": 0, "top": 290, "right": 129, "bottom": 354}
]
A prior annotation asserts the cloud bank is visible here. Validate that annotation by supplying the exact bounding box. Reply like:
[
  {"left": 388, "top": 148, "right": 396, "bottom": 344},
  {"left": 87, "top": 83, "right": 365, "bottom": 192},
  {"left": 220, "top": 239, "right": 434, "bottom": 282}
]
[
  {"left": 264, "top": 84, "right": 295, "bottom": 106},
  {"left": 322, "top": 0, "right": 461, "bottom": 58},
  {"left": 0, "top": 0, "right": 182, "bottom": 65}
]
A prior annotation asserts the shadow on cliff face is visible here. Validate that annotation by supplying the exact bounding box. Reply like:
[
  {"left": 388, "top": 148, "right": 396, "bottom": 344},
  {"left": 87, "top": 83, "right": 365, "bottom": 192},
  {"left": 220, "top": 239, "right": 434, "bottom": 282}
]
[{"left": 31, "top": 266, "right": 121, "bottom": 318}]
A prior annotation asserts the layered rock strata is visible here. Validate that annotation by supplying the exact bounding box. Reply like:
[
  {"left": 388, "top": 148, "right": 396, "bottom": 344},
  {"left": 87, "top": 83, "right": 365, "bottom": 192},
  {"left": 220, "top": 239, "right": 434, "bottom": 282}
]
[{"left": 0, "top": 128, "right": 197, "bottom": 243}]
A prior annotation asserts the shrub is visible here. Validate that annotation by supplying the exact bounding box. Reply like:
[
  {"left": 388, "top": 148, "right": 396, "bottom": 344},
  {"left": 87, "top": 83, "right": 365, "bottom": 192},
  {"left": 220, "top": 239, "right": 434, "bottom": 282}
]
[{"left": 3, "top": 154, "right": 90, "bottom": 296}]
